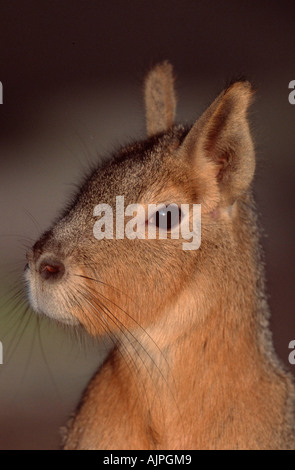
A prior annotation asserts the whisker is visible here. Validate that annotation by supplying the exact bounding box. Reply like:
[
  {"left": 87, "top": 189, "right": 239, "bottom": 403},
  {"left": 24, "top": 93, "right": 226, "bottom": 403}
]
[
  {"left": 74, "top": 271, "right": 135, "bottom": 302},
  {"left": 73, "top": 272, "right": 174, "bottom": 382},
  {"left": 9, "top": 314, "right": 39, "bottom": 403},
  {"left": 73, "top": 278, "right": 185, "bottom": 438},
  {"left": 76, "top": 284, "right": 176, "bottom": 419},
  {"left": 72, "top": 284, "right": 153, "bottom": 411},
  {"left": 2, "top": 305, "right": 33, "bottom": 368},
  {"left": 21, "top": 207, "right": 42, "bottom": 236},
  {"left": 35, "top": 315, "right": 64, "bottom": 402}
]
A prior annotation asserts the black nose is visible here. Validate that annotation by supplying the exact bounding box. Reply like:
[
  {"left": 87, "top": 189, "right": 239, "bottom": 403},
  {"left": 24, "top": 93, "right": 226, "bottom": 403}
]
[{"left": 39, "top": 259, "right": 65, "bottom": 281}]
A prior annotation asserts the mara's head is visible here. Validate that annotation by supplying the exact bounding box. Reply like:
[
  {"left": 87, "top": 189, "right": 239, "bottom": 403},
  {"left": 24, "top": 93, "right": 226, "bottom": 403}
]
[{"left": 25, "top": 62, "right": 256, "bottom": 337}]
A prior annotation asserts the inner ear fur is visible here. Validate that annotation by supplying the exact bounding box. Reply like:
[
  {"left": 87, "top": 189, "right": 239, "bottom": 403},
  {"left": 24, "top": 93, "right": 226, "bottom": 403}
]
[
  {"left": 179, "top": 81, "right": 255, "bottom": 212},
  {"left": 144, "top": 61, "right": 176, "bottom": 137}
]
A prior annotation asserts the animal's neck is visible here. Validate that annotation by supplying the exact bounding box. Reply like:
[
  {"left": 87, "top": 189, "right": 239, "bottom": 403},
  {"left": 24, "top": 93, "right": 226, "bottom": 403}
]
[
  {"left": 116, "top": 286, "right": 267, "bottom": 448},
  {"left": 115, "top": 214, "right": 283, "bottom": 448},
  {"left": 120, "top": 273, "right": 261, "bottom": 384}
]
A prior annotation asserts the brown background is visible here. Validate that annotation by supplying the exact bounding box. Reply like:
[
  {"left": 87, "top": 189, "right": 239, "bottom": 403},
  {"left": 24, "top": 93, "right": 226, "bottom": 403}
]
[{"left": 0, "top": 0, "right": 294, "bottom": 449}]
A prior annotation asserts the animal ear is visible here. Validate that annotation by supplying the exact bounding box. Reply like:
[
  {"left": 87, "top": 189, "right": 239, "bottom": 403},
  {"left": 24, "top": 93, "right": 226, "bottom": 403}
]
[
  {"left": 144, "top": 61, "right": 176, "bottom": 137},
  {"left": 179, "top": 81, "right": 255, "bottom": 212}
]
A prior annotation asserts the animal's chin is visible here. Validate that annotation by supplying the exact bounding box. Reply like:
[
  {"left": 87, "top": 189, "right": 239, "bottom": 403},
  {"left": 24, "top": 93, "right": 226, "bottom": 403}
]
[
  {"left": 25, "top": 273, "right": 80, "bottom": 327},
  {"left": 40, "top": 309, "right": 80, "bottom": 327},
  {"left": 32, "top": 301, "right": 80, "bottom": 327}
]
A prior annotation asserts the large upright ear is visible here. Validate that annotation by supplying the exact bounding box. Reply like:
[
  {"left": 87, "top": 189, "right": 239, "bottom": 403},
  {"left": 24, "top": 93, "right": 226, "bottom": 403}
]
[
  {"left": 144, "top": 61, "right": 176, "bottom": 137},
  {"left": 179, "top": 81, "right": 255, "bottom": 212}
]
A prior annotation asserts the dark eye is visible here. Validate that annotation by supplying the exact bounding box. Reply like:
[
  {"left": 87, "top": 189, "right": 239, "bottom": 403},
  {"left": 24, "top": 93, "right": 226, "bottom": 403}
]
[{"left": 149, "top": 204, "right": 182, "bottom": 231}]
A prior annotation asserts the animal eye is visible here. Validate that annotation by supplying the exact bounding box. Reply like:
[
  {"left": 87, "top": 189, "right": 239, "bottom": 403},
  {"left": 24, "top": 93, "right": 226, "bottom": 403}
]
[{"left": 148, "top": 205, "right": 182, "bottom": 231}]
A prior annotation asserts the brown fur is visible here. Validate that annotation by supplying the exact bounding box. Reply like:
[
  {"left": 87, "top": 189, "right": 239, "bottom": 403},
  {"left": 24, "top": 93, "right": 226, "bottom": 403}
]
[
  {"left": 144, "top": 61, "right": 176, "bottom": 137},
  {"left": 25, "top": 62, "right": 295, "bottom": 449}
]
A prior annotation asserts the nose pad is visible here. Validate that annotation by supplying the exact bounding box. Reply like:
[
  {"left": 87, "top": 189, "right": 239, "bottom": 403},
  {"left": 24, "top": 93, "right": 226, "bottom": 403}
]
[{"left": 39, "top": 259, "right": 65, "bottom": 281}]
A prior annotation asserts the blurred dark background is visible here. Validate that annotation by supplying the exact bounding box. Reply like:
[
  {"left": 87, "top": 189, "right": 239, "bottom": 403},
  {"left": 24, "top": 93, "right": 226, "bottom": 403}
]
[{"left": 0, "top": 0, "right": 294, "bottom": 449}]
